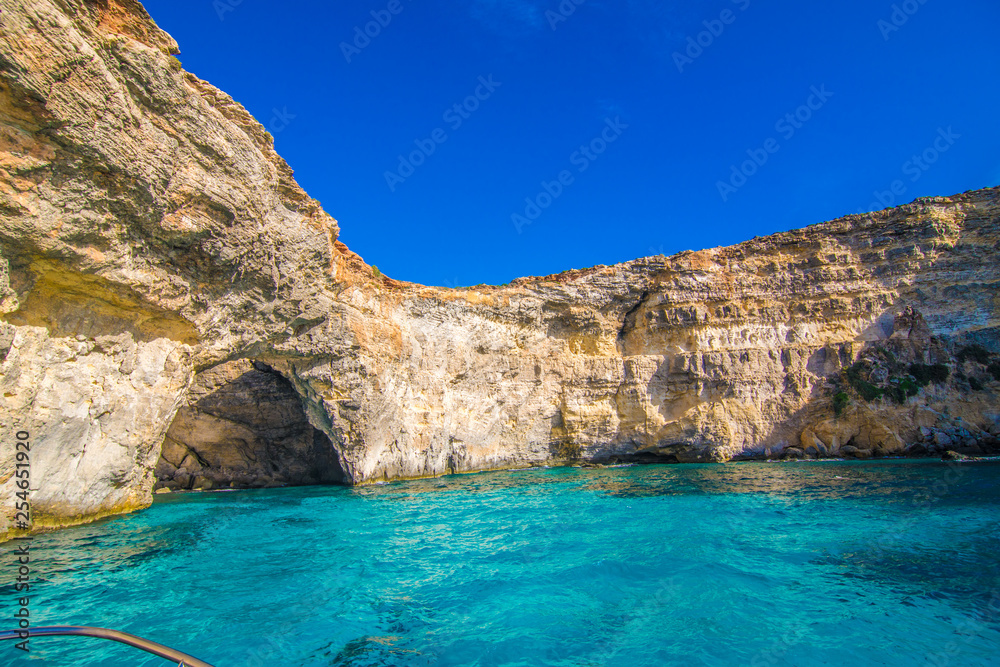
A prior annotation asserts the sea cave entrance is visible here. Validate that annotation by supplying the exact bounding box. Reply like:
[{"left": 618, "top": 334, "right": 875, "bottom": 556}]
[{"left": 154, "top": 360, "right": 347, "bottom": 491}]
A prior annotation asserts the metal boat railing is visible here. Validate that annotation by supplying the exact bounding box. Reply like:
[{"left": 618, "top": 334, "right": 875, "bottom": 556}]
[{"left": 0, "top": 626, "right": 215, "bottom": 666}]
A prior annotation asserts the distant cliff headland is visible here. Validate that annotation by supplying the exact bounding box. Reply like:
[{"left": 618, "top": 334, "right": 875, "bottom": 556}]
[{"left": 1, "top": 0, "right": 998, "bottom": 541}]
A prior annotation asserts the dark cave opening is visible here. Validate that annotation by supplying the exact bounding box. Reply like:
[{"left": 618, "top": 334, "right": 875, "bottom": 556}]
[{"left": 154, "top": 360, "right": 347, "bottom": 491}]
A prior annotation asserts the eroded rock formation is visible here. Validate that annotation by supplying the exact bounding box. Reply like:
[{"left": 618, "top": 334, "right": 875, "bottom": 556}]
[
  {"left": 156, "top": 359, "right": 345, "bottom": 490},
  {"left": 1, "top": 0, "right": 998, "bottom": 540},
  {"left": 0, "top": 0, "right": 343, "bottom": 538}
]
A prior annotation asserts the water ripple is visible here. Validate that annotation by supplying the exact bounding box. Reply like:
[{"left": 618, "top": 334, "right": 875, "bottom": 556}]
[{"left": 8, "top": 460, "right": 1000, "bottom": 666}]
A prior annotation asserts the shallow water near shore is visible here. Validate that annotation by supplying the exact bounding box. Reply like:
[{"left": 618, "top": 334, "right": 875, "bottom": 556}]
[{"left": 6, "top": 460, "right": 1000, "bottom": 666}]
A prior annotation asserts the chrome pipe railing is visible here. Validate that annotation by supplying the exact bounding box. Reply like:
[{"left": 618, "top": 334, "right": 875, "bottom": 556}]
[{"left": 0, "top": 625, "right": 215, "bottom": 666}]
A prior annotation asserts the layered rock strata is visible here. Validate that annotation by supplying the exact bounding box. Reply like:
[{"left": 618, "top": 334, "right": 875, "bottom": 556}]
[
  {"left": 0, "top": 0, "right": 339, "bottom": 537},
  {"left": 1, "top": 0, "right": 998, "bottom": 540}
]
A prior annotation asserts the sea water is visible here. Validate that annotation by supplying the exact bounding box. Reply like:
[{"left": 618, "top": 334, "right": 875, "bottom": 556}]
[{"left": 5, "top": 460, "right": 1000, "bottom": 666}]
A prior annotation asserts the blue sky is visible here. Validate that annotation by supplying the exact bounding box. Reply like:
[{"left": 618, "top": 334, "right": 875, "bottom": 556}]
[{"left": 142, "top": 0, "right": 1000, "bottom": 287}]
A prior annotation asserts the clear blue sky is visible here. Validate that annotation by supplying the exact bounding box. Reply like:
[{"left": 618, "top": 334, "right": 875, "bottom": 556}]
[{"left": 142, "top": 0, "right": 1000, "bottom": 287}]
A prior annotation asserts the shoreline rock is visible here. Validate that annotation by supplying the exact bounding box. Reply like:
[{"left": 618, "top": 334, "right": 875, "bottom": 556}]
[{"left": 1, "top": 0, "right": 998, "bottom": 539}]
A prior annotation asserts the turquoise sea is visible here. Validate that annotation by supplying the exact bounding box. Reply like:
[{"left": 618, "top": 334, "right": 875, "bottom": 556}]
[{"left": 5, "top": 460, "right": 1000, "bottom": 666}]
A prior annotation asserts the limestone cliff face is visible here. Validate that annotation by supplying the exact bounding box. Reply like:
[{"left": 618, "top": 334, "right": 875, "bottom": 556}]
[
  {"left": 1, "top": 0, "right": 998, "bottom": 539},
  {"left": 0, "top": 0, "right": 339, "bottom": 537},
  {"left": 274, "top": 195, "right": 999, "bottom": 485}
]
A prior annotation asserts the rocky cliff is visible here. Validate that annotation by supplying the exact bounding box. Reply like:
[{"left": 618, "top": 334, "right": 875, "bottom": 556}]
[{"left": 1, "top": 0, "right": 998, "bottom": 540}]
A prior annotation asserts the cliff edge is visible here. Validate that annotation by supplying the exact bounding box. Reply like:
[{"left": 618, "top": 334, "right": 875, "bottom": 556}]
[{"left": 1, "top": 0, "right": 998, "bottom": 539}]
